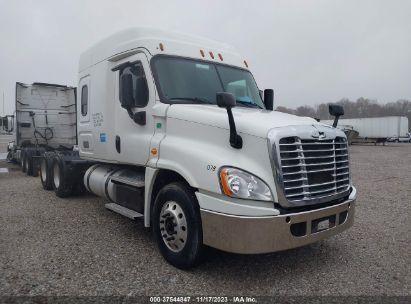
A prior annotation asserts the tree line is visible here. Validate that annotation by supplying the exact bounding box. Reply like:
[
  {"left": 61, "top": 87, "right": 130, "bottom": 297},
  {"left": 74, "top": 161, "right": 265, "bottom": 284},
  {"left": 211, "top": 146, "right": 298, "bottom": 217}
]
[{"left": 276, "top": 98, "right": 411, "bottom": 126}]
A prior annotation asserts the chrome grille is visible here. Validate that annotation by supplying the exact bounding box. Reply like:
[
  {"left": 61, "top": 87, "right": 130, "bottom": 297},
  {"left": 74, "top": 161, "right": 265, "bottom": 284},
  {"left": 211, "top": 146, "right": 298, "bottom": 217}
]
[{"left": 278, "top": 136, "right": 350, "bottom": 202}]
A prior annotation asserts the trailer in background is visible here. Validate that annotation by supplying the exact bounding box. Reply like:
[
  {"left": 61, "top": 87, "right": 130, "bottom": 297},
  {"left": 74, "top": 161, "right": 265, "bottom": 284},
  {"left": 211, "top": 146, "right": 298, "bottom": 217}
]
[
  {"left": 7, "top": 82, "right": 78, "bottom": 175},
  {"left": 0, "top": 115, "right": 14, "bottom": 134},
  {"left": 322, "top": 116, "right": 409, "bottom": 145}
]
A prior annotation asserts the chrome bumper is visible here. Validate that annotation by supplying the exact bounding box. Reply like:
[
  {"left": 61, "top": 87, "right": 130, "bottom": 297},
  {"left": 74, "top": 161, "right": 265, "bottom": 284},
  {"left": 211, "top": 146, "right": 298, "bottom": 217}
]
[{"left": 200, "top": 188, "right": 356, "bottom": 254}]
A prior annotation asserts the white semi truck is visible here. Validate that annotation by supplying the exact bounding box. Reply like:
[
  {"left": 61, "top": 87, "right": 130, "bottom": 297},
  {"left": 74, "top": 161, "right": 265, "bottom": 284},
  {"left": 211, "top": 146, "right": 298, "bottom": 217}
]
[
  {"left": 39, "top": 28, "right": 357, "bottom": 268},
  {"left": 1, "top": 115, "right": 14, "bottom": 134},
  {"left": 7, "top": 82, "right": 78, "bottom": 177}
]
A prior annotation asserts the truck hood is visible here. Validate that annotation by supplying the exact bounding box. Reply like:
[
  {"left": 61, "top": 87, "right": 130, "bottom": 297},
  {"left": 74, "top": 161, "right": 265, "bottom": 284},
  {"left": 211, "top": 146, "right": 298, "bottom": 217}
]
[{"left": 167, "top": 104, "right": 318, "bottom": 138}]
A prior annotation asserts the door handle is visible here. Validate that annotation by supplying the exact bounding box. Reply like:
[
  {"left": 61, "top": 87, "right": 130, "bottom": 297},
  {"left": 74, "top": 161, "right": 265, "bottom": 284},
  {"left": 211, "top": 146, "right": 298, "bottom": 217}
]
[{"left": 115, "top": 135, "right": 121, "bottom": 153}]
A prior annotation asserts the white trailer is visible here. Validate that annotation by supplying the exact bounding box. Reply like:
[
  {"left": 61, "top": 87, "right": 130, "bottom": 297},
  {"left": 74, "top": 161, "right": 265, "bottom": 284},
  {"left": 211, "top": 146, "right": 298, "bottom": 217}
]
[
  {"left": 38, "top": 28, "right": 357, "bottom": 268},
  {"left": 323, "top": 116, "right": 409, "bottom": 144}
]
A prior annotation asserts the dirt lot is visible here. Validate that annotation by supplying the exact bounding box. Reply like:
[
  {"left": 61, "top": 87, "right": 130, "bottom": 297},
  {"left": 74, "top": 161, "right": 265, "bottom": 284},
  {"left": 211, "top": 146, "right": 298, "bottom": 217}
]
[{"left": 0, "top": 145, "right": 410, "bottom": 297}]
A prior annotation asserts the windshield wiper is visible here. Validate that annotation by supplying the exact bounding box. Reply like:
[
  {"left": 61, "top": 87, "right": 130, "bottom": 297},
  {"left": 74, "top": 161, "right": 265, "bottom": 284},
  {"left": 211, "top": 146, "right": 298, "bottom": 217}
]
[
  {"left": 168, "top": 97, "right": 214, "bottom": 104},
  {"left": 235, "top": 99, "right": 263, "bottom": 109}
]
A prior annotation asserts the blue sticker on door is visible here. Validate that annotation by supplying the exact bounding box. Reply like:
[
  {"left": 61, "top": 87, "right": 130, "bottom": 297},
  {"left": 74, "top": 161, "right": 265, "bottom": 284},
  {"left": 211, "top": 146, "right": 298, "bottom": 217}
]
[{"left": 100, "top": 133, "right": 106, "bottom": 143}]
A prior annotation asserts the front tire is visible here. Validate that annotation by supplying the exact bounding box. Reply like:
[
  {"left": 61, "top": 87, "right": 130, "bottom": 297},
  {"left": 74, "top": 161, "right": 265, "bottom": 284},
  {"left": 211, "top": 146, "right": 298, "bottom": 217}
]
[{"left": 152, "top": 182, "right": 204, "bottom": 269}]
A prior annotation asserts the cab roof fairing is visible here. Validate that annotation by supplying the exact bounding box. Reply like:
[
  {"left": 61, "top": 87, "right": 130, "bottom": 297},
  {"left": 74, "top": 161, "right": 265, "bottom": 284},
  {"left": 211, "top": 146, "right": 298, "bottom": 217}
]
[{"left": 78, "top": 27, "right": 249, "bottom": 72}]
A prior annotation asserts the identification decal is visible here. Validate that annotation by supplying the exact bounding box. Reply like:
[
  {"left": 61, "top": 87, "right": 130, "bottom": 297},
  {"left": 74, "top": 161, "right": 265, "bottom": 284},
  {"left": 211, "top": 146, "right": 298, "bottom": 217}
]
[
  {"left": 92, "top": 112, "right": 104, "bottom": 127},
  {"left": 207, "top": 165, "right": 216, "bottom": 172},
  {"left": 100, "top": 133, "right": 106, "bottom": 143}
]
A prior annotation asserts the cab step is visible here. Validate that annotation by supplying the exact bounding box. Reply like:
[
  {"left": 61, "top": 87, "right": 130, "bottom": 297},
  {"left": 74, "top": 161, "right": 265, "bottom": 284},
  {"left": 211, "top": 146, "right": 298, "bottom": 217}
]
[
  {"left": 110, "top": 172, "right": 145, "bottom": 188},
  {"left": 105, "top": 203, "right": 143, "bottom": 220}
]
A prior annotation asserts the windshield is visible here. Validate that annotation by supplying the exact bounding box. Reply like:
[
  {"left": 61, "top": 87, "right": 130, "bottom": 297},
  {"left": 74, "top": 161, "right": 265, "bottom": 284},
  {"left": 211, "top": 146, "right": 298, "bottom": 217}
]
[{"left": 152, "top": 56, "right": 264, "bottom": 108}]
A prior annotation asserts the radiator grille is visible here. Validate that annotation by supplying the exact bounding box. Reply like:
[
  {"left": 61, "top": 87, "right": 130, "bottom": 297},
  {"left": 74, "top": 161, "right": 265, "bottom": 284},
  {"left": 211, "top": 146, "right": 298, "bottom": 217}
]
[{"left": 278, "top": 136, "right": 350, "bottom": 202}]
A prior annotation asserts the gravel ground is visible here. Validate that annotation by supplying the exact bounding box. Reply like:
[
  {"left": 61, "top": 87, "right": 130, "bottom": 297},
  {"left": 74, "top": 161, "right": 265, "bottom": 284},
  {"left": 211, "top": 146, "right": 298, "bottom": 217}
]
[{"left": 0, "top": 144, "right": 410, "bottom": 297}]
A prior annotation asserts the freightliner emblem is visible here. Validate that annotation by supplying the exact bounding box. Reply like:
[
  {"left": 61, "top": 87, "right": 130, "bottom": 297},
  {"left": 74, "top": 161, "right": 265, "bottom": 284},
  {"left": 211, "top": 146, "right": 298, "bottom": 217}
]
[{"left": 311, "top": 129, "right": 326, "bottom": 139}]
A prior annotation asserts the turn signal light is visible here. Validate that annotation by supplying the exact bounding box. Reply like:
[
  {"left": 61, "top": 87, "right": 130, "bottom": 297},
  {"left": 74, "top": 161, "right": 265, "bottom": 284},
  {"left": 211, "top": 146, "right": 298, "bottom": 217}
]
[
  {"left": 150, "top": 148, "right": 158, "bottom": 155},
  {"left": 219, "top": 168, "right": 232, "bottom": 196}
]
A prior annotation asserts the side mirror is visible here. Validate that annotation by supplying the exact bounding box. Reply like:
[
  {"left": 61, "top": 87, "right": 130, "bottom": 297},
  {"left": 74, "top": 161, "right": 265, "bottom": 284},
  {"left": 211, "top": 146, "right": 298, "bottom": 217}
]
[
  {"left": 216, "top": 92, "right": 236, "bottom": 108},
  {"left": 263, "top": 89, "right": 274, "bottom": 111},
  {"left": 135, "top": 77, "right": 148, "bottom": 107},
  {"left": 329, "top": 104, "right": 344, "bottom": 117},
  {"left": 329, "top": 104, "right": 344, "bottom": 127},
  {"left": 6, "top": 116, "right": 14, "bottom": 133},
  {"left": 216, "top": 92, "right": 242, "bottom": 149},
  {"left": 119, "top": 73, "right": 135, "bottom": 108}
]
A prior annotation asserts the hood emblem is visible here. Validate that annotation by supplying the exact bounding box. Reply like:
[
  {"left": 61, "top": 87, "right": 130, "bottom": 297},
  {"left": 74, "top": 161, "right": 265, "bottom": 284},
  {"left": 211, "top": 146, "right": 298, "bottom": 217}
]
[{"left": 311, "top": 130, "right": 326, "bottom": 139}]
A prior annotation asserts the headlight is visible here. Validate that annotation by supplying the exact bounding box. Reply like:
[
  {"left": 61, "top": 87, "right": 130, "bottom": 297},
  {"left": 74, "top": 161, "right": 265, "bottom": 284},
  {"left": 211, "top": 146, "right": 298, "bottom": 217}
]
[{"left": 219, "top": 167, "right": 272, "bottom": 201}]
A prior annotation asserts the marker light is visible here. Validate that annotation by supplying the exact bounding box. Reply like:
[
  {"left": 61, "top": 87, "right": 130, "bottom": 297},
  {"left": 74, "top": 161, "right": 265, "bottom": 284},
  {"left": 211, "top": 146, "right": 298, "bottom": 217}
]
[
  {"left": 200, "top": 49, "right": 205, "bottom": 57},
  {"left": 209, "top": 51, "right": 215, "bottom": 59},
  {"left": 150, "top": 148, "right": 158, "bottom": 155},
  {"left": 219, "top": 167, "right": 272, "bottom": 201},
  {"left": 244, "top": 60, "right": 248, "bottom": 68},
  {"left": 218, "top": 53, "right": 223, "bottom": 61},
  {"left": 159, "top": 43, "right": 164, "bottom": 51}
]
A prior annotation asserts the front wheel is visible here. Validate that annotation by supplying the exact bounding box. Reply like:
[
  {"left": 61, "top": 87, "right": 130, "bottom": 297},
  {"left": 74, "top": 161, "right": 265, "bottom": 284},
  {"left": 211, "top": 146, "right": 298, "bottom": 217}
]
[{"left": 152, "top": 182, "right": 204, "bottom": 269}]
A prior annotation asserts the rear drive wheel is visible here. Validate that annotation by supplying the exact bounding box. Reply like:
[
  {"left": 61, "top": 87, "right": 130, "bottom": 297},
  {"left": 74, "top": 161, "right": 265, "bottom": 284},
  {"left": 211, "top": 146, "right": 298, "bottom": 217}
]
[
  {"left": 25, "top": 150, "right": 34, "bottom": 176},
  {"left": 52, "top": 157, "right": 73, "bottom": 198},
  {"left": 152, "top": 182, "right": 203, "bottom": 269},
  {"left": 21, "top": 150, "right": 26, "bottom": 173},
  {"left": 40, "top": 153, "right": 54, "bottom": 190}
]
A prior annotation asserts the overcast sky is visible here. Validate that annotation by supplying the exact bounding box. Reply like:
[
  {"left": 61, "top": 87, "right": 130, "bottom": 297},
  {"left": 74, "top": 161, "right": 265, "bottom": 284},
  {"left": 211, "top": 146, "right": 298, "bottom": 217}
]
[{"left": 1, "top": 0, "right": 410, "bottom": 115}]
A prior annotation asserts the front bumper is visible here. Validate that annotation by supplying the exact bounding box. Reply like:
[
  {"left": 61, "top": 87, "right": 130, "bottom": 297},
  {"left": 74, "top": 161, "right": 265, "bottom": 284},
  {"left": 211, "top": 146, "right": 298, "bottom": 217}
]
[{"left": 200, "top": 187, "right": 356, "bottom": 254}]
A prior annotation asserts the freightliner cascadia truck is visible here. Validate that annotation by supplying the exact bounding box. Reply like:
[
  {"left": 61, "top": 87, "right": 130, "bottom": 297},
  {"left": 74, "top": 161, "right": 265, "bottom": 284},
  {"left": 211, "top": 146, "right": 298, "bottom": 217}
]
[{"left": 38, "top": 28, "right": 357, "bottom": 268}]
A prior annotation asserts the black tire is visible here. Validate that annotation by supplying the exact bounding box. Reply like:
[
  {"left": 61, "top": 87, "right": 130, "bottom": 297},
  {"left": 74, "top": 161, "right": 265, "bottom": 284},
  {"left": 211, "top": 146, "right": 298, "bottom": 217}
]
[
  {"left": 21, "top": 150, "right": 27, "bottom": 173},
  {"left": 25, "top": 150, "right": 34, "bottom": 176},
  {"left": 52, "top": 156, "right": 73, "bottom": 198},
  {"left": 40, "top": 152, "right": 54, "bottom": 190},
  {"left": 152, "top": 182, "right": 204, "bottom": 269}
]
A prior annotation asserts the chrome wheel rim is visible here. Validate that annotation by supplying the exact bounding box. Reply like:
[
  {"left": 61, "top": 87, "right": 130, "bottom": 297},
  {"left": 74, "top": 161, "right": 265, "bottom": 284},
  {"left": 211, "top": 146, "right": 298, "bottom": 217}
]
[
  {"left": 53, "top": 162, "right": 60, "bottom": 188},
  {"left": 40, "top": 159, "right": 47, "bottom": 182},
  {"left": 159, "top": 201, "right": 188, "bottom": 253}
]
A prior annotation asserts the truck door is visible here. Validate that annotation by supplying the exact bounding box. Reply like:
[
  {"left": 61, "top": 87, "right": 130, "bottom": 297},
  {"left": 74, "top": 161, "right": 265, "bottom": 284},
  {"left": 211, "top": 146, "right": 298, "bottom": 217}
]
[{"left": 113, "top": 52, "right": 155, "bottom": 165}]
